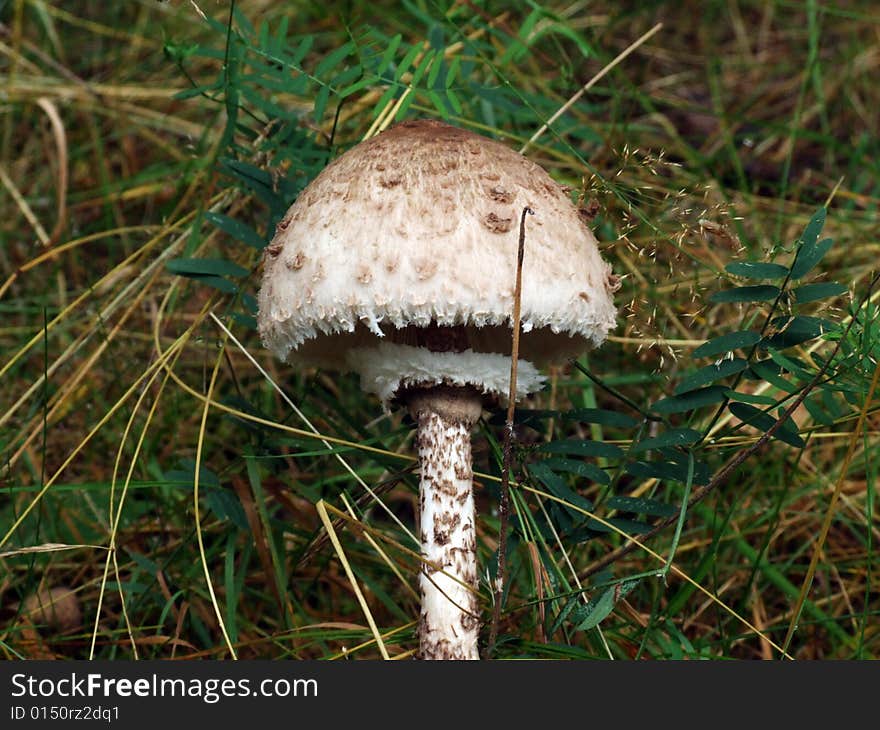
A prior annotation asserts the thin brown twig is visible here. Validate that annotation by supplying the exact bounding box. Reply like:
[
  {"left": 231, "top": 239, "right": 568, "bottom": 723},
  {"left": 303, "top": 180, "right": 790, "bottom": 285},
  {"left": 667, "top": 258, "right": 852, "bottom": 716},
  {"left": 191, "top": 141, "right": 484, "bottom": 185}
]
[{"left": 485, "top": 206, "right": 533, "bottom": 658}]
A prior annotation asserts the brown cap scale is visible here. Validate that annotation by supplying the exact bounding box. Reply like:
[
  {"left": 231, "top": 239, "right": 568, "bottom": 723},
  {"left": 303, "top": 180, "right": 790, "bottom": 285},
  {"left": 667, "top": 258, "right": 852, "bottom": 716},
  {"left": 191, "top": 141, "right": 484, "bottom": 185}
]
[{"left": 257, "top": 119, "right": 618, "bottom": 659}]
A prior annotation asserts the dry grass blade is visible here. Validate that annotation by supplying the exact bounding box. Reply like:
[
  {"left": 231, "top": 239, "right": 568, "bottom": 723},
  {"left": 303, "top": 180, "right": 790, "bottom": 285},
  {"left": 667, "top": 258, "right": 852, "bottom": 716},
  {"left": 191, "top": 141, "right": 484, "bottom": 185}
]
[
  {"left": 0, "top": 163, "right": 49, "bottom": 245},
  {"left": 316, "top": 500, "right": 390, "bottom": 660},
  {"left": 783, "top": 354, "right": 880, "bottom": 651},
  {"left": 0, "top": 543, "right": 106, "bottom": 558},
  {"left": 35, "top": 97, "right": 68, "bottom": 245},
  {"left": 520, "top": 22, "right": 663, "bottom": 153},
  {"left": 192, "top": 329, "right": 238, "bottom": 659},
  {"left": 231, "top": 475, "right": 286, "bottom": 614}
]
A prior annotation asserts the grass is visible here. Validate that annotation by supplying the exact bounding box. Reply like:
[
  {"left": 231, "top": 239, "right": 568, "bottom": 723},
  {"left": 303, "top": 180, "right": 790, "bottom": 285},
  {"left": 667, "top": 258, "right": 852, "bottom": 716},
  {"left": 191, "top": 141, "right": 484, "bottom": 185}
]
[{"left": 0, "top": 0, "right": 877, "bottom": 660}]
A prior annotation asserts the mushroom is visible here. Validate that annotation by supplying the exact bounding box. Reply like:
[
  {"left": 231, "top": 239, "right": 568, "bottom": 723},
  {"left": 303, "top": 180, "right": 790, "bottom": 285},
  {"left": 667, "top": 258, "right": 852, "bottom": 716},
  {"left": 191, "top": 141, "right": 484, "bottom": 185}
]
[
  {"left": 257, "top": 119, "right": 617, "bottom": 659},
  {"left": 21, "top": 586, "right": 82, "bottom": 633}
]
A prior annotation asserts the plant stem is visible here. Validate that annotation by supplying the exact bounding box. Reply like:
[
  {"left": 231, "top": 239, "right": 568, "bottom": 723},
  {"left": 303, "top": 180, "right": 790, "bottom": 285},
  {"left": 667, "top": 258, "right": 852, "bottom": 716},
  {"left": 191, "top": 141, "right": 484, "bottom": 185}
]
[
  {"left": 485, "top": 206, "right": 532, "bottom": 658},
  {"left": 409, "top": 386, "right": 482, "bottom": 660}
]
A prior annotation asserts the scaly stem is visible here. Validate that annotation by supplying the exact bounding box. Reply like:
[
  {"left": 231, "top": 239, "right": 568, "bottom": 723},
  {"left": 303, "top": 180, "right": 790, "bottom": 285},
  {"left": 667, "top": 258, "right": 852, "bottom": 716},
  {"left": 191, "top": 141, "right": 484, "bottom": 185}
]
[{"left": 408, "top": 386, "right": 482, "bottom": 660}]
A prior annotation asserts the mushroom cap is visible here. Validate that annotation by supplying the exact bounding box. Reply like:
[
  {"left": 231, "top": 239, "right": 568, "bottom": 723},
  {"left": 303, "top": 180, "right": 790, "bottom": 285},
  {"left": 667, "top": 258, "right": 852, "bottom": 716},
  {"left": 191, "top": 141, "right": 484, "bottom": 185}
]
[
  {"left": 257, "top": 119, "right": 617, "bottom": 399},
  {"left": 21, "top": 586, "right": 82, "bottom": 633}
]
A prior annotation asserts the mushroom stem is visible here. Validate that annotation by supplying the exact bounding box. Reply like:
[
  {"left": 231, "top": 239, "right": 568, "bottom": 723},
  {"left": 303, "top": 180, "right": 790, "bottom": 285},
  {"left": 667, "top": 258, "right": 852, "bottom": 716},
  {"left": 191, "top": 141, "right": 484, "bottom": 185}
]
[{"left": 407, "top": 386, "right": 483, "bottom": 660}]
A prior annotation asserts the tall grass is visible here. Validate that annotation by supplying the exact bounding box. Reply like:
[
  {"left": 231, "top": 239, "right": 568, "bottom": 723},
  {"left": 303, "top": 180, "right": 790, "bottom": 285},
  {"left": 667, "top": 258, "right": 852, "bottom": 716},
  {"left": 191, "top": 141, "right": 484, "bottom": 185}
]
[{"left": 1, "top": 0, "right": 877, "bottom": 660}]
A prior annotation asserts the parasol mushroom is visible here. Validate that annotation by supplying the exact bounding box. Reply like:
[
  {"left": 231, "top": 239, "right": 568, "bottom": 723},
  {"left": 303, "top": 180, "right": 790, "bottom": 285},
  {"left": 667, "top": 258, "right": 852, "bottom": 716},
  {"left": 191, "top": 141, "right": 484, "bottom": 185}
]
[{"left": 257, "top": 119, "right": 617, "bottom": 659}]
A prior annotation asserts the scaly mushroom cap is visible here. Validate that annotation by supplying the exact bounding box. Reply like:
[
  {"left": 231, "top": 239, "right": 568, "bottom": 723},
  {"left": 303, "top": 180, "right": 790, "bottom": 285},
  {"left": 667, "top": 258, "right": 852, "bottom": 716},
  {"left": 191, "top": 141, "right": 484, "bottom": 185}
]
[{"left": 258, "top": 119, "right": 618, "bottom": 401}]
